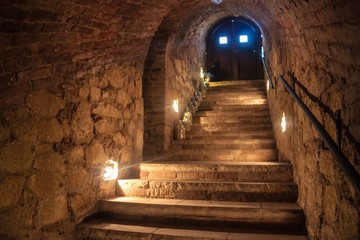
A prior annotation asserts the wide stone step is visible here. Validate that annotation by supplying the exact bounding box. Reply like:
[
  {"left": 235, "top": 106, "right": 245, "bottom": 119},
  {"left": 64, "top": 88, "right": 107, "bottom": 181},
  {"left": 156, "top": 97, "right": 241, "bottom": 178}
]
[
  {"left": 116, "top": 179, "right": 298, "bottom": 202},
  {"left": 177, "top": 149, "right": 278, "bottom": 162},
  {"left": 207, "top": 83, "right": 266, "bottom": 93},
  {"left": 205, "top": 91, "right": 266, "bottom": 98},
  {"left": 175, "top": 138, "right": 275, "bottom": 145},
  {"left": 173, "top": 140, "right": 276, "bottom": 150},
  {"left": 192, "top": 116, "right": 271, "bottom": 125},
  {"left": 195, "top": 109, "right": 270, "bottom": 117},
  {"left": 208, "top": 79, "right": 265, "bottom": 87},
  {"left": 78, "top": 220, "right": 307, "bottom": 240},
  {"left": 139, "top": 161, "right": 292, "bottom": 182},
  {"left": 208, "top": 82, "right": 265, "bottom": 88},
  {"left": 97, "top": 197, "right": 305, "bottom": 233},
  {"left": 201, "top": 98, "right": 267, "bottom": 106},
  {"left": 173, "top": 137, "right": 276, "bottom": 149},
  {"left": 185, "top": 130, "right": 274, "bottom": 139},
  {"left": 190, "top": 123, "right": 273, "bottom": 131},
  {"left": 187, "top": 124, "right": 273, "bottom": 135},
  {"left": 198, "top": 104, "right": 269, "bottom": 112}
]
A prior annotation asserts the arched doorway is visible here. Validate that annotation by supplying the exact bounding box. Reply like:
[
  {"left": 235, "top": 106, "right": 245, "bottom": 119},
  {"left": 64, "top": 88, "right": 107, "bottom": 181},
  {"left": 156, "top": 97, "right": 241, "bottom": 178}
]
[{"left": 206, "top": 17, "right": 264, "bottom": 81}]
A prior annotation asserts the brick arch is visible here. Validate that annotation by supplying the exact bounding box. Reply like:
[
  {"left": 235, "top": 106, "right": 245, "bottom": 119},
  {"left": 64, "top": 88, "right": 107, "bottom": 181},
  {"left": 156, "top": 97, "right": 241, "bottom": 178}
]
[
  {"left": 142, "top": 27, "right": 173, "bottom": 158},
  {"left": 141, "top": 2, "right": 280, "bottom": 160}
]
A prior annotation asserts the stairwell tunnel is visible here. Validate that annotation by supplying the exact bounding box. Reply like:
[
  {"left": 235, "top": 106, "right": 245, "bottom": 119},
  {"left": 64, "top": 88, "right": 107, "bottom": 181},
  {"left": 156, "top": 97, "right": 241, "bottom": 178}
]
[
  {"left": 143, "top": 1, "right": 360, "bottom": 239},
  {"left": 0, "top": 0, "right": 359, "bottom": 239}
]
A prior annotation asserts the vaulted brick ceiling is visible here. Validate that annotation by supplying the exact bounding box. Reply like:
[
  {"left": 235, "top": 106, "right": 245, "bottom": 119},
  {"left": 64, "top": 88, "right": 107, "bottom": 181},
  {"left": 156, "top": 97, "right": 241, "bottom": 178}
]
[{"left": 1, "top": 0, "right": 358, "bottom": 87}]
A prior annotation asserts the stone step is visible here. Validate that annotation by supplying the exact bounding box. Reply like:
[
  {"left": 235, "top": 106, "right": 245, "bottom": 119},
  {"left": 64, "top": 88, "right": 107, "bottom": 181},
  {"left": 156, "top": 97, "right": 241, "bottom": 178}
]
[
  {"left": 97, "top": 197, "right": 305, "bottom": 234},
  {"left": 198, "top": 104, "right": 269, "bottom": 112},
  {"left": 139, "top": 161, "right": 293, "bottom": 182},
  {"left": 208, "top": 79, "right": 265, "bottom": 88},
  {"left": 78, "top": 220, "right": 307, "bottom": 240},
  {"left": 116, "top": 179, "right": 298, "bottom": 203},
  {"left": 190, "top": 123, "right": 273, "bottom": 130},
  {"left": 174, "top": 135, "right": 275, "bottom": 145},
  {"left": 187, "top": 124, "right": 273, "bottom": 134},
  {"left": 206, "top": 87, "right": 265, "bottom": 93},
  {"left": 176, "top": 138, "right": 275, "bottom": 145},
  {"left": 173, "top": 140, "right": 276, "bottom": 150},
  {"left": 207, "top": 84, "right": 265, "bottom": 93},
  {"left": 205, "top": 91, "right": 266, "bottom": 98},
  {"left": 185, "top": 130, "right": 274, "bottom": 139},
  {"left": 195, "top": 109, "right": 270, "bottom": 117},
  {"left": 192, "top": 116, "right": 271, "bottom": 124},
  {"left": 207, "top": 89, "right": 266, "bottom": 95},
  {"left": 177, "top": 149, "right": 278, "bottom": 162},
  {"left": 201, "top": 98, "right": 267, "bottom": 106}
]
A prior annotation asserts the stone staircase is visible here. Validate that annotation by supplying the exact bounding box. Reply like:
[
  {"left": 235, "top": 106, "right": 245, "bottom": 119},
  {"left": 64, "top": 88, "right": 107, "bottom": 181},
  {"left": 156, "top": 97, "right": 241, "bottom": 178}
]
[{"left": 77, "top": 80, "right": 307, "bottom": 240}]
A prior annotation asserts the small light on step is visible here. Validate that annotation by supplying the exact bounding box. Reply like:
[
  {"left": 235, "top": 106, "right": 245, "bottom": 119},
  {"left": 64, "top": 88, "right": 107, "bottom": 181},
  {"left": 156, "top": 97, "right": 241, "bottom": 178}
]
[
  {"left": 173, "top": 99, "right": 179, "bottom": 113},
  {"left": 103, "top": 159, "right": 118, "bottom": 181},
  {"left": 266, "top": 79, "right": 270, "bottom": 91},
  {"left": 281, "top": 112, "right": 286, "bottom": 133}
]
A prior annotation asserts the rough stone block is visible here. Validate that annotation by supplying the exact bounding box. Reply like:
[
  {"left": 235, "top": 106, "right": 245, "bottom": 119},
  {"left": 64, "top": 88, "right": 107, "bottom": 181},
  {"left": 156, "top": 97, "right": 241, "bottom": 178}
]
[
  {"left": 86, "top": 142, "right": 108, "bottom": 165},
  {"left": 90, "top": 86, "right": 101, "bottom": 102},
  {"left": 93, "top": 103, "right": 123, "bottom": 118},
  {"left": 323, "top": 186, "right": 337, "bottom": 223},
  {"left": 0, "top": 175, "right": 25, "bottom": 209},
  {"left": 117, "top": 90, "right": 132, "bottom": 107},
  {"left": 95, "top": 118, "right": 118, "bottom": 135},
  {"left": 67, "top": 166, "right": 91, "bottom": 193},
  {"left": 38, "top": 119, "right": 64, "bottom": 143},
  {"left": 0, "top": 143, "right": 34, "bottom": 173},
  {"left": 108, "top": 68, "right": 126, "bottom": 89},
  {"left": 120, "top": 147, "right": 133, "bottom": 163},
  {"left": 68, "top": 147, "right": 85, "bottom": 165},
  {"left": 34, "top": 153, "right": 66, "bottom": 173},
  {"left": 71, "top": 102, "right": 94, "bottom": 144},
  {"left": 38, "top": 195, "right": 68, "bottom": 226},
  {"left": 27, "top": 90, "right": 65, "bottom": 117},
  {"left": 70, "top": 194, "right": 95, "bottom": 220},
  {"left": 113, "top": 132, "right": 127, "bottom": 145},
  {"left": 79, "top": 85, "right": 90, "bottom": 100},
  {"left": 337, "top": 200, "right": 359, "bottom": 240},
  {"left": 28, "top": 172, "right": 65, "bottom": 198}
]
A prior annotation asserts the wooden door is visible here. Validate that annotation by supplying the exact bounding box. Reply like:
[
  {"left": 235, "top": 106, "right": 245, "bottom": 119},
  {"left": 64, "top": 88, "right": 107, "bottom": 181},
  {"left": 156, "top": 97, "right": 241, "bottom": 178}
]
[{"left": 207, "top": 17, "right": 264, "bottom": 81}]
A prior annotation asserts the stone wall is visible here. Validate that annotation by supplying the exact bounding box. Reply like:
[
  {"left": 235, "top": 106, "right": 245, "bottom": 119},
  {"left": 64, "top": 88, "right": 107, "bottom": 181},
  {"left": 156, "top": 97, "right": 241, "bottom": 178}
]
[
  {"left": 0, "top": 1, "right": 172, "bottom": 239},
  {"left": 264, "top": 1, "right": 360, "bottom": 239}
]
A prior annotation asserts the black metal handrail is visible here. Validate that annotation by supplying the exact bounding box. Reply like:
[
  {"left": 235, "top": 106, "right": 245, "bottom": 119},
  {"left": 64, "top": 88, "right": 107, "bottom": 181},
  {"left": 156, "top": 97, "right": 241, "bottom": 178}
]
[
  {"left": 261, "top": 57, "right": 274, "bottom": 89},
  {"left": 278, "top": 75, "right": 360, "bottom": 195}
]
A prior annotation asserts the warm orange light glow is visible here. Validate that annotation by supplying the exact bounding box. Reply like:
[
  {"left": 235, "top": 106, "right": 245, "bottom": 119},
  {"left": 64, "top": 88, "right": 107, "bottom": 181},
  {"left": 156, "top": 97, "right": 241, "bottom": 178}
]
[
  {"left": 173, "top": 99, "right": 179, "bottom": 113},
  {"left": 103, "top": 159, "right": 118, "bottom": 181},
  {"left": 200, "top": 67, "right": 204, "bottom": 79},
  {"left": 281, "top": 112, "right": 286, "bottom": 133}
]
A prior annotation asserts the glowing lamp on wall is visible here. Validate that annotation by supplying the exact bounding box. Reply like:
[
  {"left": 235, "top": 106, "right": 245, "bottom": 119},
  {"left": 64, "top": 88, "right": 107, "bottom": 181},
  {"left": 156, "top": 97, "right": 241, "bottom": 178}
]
[
  {"left": 200, "top": 67, "right": 205, "bottom": 79},
  {"left": 173, "top": 99, "right": 179, "bottom": 113},
  {"left": 281, "top": 112, "right": 287, "bottom": 133},
  {"left": 103, "top": 159, "right": 118, "bottom": 181}
]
